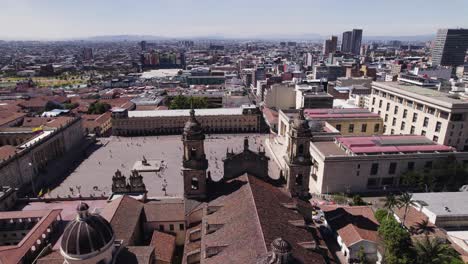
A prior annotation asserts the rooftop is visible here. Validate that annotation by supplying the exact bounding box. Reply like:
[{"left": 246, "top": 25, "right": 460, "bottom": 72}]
[
  {"left": 412, "top": 192, "right": 468, "bottom": 217},
  {"left": 337, "top": 135, "right": 453, "bottom": 155},
  {"left": 304, "top": 108, "right": 380, "bottom": 119},
  {"left": 373, "top": 82, "right": 468, "bottom": 108},
  {"left": 127, "top": 105, "right": 256, "bottom": 118}
]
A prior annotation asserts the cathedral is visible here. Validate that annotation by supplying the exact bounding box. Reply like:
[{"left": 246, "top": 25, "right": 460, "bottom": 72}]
[{"left": 35, "top": 107, "right": 331, "bottom": 264}]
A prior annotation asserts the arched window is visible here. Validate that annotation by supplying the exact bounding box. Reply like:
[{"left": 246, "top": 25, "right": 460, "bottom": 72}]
[
  {"left": 190, "top": 147, "right": 197, "bottom": 158},
  {"left": 298, "top": 144, "right": 304, "bottom": 155},
  {"left": 296, "top": 174, "right": 303, "bottom": 185},
  {"left": 191, "top": 177, "right": 199, "bottom": 190}
]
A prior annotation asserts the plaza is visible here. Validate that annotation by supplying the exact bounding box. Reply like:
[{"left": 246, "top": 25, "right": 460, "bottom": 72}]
[{"left": 49, "top": 133, "right": 275, "bottom": 198}]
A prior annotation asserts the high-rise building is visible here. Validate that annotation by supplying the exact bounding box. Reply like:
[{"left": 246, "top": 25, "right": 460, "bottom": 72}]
[
  {"left": 341, "top": 29, "right": 363, "bottom": 55},
  {"left": 432, "top": 28, "right": 468, "bottom": 67},
  {"left": 82, "top": 47, "right": 93, "bottom": 61},
  {"left": 341, "top": 31, "right": 352, "bottom": 52},
  {"left": 351, "top": 29, "right": 363, "bottom": 55},
  {"left": 140, "top": 40, "right": 147, "bottom": 51},
  {"left": 323, "top": 36, "right": 338, "bottom": 57}
]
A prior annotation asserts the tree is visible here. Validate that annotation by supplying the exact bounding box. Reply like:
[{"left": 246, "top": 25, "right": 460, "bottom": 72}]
[
  {"left": 169, "top": 95, "right": 208, "bottom": 109},
  {"left": 398, "top": 192, "right": 416, "bottom": 227},
  {"left": 384, "top": 194, "right": 400, "bottom": 221},
  {"left": 374, "top": 209, "right": 389, "bottom": 223},
  {"left": 356, "top": 246, "right": 368, "bottom": 264},
  {"left": 411, "top": 219, "right": 435, "bottom": 235},
  {"left": 352, "top": 195, "right": 367, "bottom": 206},
  {"left": 413, "top": 236, "right": 461, "bottom": 264},
  {"left": 378, "top": 217, "right": 413, "bottom": 264},
  {"left": 88, "top": 102, "right": 111, "bottom": 114}
]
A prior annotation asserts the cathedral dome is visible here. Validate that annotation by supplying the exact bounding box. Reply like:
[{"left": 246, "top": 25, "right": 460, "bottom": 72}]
[
  {"left": 271, "top": 237, "right": 292, "bottom": 254},
  {"left": 60, "top": 202, "right": 114, "bottom": 258}
]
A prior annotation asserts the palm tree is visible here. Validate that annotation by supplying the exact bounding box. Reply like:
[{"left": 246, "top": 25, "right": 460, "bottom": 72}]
[
  {"left": 412, "top": 219, "right": 435, "bottom": 235},
  {"left": 398, "top": 192, "right": 416, "bottom": 227},
  {"left": 413, "top": 236, "right": 461, "bottom": 264},
  {"left": 384, "top": 194, "right": 400, "bottom": 220}
]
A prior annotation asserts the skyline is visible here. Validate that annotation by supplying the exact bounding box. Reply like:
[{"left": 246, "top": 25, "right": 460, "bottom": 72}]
[{"left": 1, "top": 0, "right": 468, "bottom": 40}]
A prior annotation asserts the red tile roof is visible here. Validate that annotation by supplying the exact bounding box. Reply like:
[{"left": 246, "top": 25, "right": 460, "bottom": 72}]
[
  {"left": 321, "top": 205, "right": 379, "bottom": 247},
  {"left": 150, "top": 231, "right": 176, "bottom": 263}
]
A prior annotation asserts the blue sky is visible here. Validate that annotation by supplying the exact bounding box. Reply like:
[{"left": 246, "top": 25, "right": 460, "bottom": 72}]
[{"left": 1, "top": 0, "right": 467, "bottom": 39}]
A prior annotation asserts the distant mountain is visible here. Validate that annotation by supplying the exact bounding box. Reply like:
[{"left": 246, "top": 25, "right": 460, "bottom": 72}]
[
  {"left": 86, "top": 35, "right": 170, "bottom": 41},
  {"left": 54, "top": 33, "right": 436, "bottom": 42},
  {"left": 363, "top": 34, "right": 435, "bottom": 42}
]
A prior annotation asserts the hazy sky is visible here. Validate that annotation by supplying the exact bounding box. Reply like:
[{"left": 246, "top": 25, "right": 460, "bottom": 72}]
[{"left": 1, "top": 0, "right": 467, "bottom": 39}]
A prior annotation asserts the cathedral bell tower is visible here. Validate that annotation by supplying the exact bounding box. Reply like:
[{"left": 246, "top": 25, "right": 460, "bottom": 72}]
[
  {"left": 182, "top": 108, "right": 208, "bottom": 200},
  {"left": 284, "top": 109, "right": 312, "bottom": 198}
]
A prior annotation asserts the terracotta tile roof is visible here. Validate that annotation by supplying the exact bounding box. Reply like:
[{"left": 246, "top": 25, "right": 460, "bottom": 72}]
[
  {"left": 186, "top": 175, "right": 328, "bottom": 264},
  {"left": 144, "top": 199, "right": 185, "bottom": 222},
  {"left": 101, "top": 196, "right": 143, "bottom": 245},
  {"left": 0, "top": 209, "right": 62, "bottom": 264},
  {"left": 0, "top": 112, "right": 25, "bottom": 127},
  {"left": 150, "top": 231, "right": 176, "bottom": 263},
  {"left": 321, "top": 205, "right": 379, "bottom": 246},
  {"left": 115, "top": 246, "right": 154, "bottom": 264},
  {"left": 0, "top": 145, "right": 17, "bottom": 160},
  {"left": 249, "top": 175, "right": 328, "bottom": 264}
]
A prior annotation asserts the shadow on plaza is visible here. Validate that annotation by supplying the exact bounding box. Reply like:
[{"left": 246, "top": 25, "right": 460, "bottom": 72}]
[{"left": 21, "top": 138, "right": 104, "bottom": 198}]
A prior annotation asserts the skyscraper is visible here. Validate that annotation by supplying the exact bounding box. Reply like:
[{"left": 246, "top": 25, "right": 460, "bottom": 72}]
[
  {"left": 323, "top": 36, "right": 338, "bottom": 57},
  {"left": 341, "top": 29, "right": 363, "bottom": 55},
  {"left": 432, "top": 28, "right": 468, "bottom": 67},
  {"left": 341, "top": 31, "right": 352, "bottom": 53},
  {"left": 351, "top": 29, "right": 363, "bottom": 55}
]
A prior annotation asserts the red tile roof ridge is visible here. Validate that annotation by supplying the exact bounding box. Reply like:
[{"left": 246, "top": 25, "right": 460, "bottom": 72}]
[{"left": 244, "top": 175, "right": 269, "bottom": 253}]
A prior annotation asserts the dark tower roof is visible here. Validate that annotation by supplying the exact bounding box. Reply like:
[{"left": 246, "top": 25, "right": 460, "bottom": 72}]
[
  {"left": 60, "top": 202, "right": 114, "bottom": 257},
  {"left": 183, "top": 108, "right": 205, "bottom": 140},
  {"left": 290, "top": 109, "right": 311, "bottom": 137}
]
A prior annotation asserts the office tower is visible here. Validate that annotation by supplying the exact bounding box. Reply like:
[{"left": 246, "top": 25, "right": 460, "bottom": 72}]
[
  {"left": 351, "top": 29, "right": 363, "bottom": 55},
  {"left": 432, "top": 28, "right": 468, "bottom": 67},
  {"left": 341, "top": 31, "right": 352, "bottom": 52},
  {"left": 82, "top": 48, "right": 93, "bottom": 61},
  {"left": 140, "top": 40, "right": 147, "bottom": 51},
  {"left": 323, "top": 36, "right": 338, "bottom": 57}
]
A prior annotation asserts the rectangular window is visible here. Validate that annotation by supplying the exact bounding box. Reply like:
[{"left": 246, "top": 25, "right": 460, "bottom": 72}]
[
  {"left": 417, "top": 104, "right": 423, "bottom": 111},
  {"left": 435, "top": 121, "right": 442, "bottom": 132},
  {"left": 423, "top": 117, "right": 429, "bottom": 127},
  {"left": 170, "top": 224, "right": 174, "bottom": 231},
  {"left": 403, "top": 109, "right": 408, "bottom": 118},
  {"left": 374, "top": 123, "right": 380, "bottom": 133},
  {"left": 348, "top": 124, "right": 354, "bottom": 133},
  {"left": 361, "top": 124, "right": 367, "bottom": 133},
  {"left": 335, "top": 124, "right": 341, "bottom": 131},
  {"left": 390, "top": 129, "right": 395, "bottom": 135},
  {"left": 372, "top": 98, "right": 376, "bottom": 105},
  {"left": 425, "top": 161, "right": 433, "bottom": 169},
  {"left": 379, "top": 100, "right": 383, "bottom": 108},
  {"left": 384, "top": 114, "right": 388, "bottom": 122},
  {"left": 433, "top": 135, "right": 439, "bottom": 142},
  {"left": 407, "top": 100, "right": 413, "bottom": 107},
  {"left": 386, "top": 103, "right": 390, "bottom": 111},
  {"left": 394, "top": 106, "right": 398, "bottom": 115},
  {"left": 367, "top": 178, "right": 378, "bottom": 187},
  {"left": 398, "top": 97, "right": 403, "bottom": 104},
  {"left": 410, "top": 126, "right": 415, "bottom": 134},
  {"left": 159, "top": 225, "right": 164, "bottom": 231},
  {"left": 388, "top": 162, "right": 397, "bottom": 174},
  {"left": 180, "top": 224, "right": 185, "bottom": 230},
  {"left": 421, "top": 130, "right": 426, "bottom": 136},
  {"left": 407, "top": 162, "right": 415, "bottom": 171},
  {"left": 440, "top": 111, "right": 449, "bottom": 119},
  {"left": 412, "top": 113, "right": 418, "bottom": 122},
  {"left": 451, "top": 114, "right": 463, "bottom": 121},
  {"left": 370, "top": 163, "right": 379, "bottom": 175},
  {"left": 401, "top": 121, "right": 405, "bottom": 130},
  {"left": 381, "top": 177, "right": 394, "bottom": 186},
  {"left": 392, "top": 118, "right": 396, "bottom": 126},
  {"left": 427, "top": 107, "right": 435, "bottom": 115}
]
